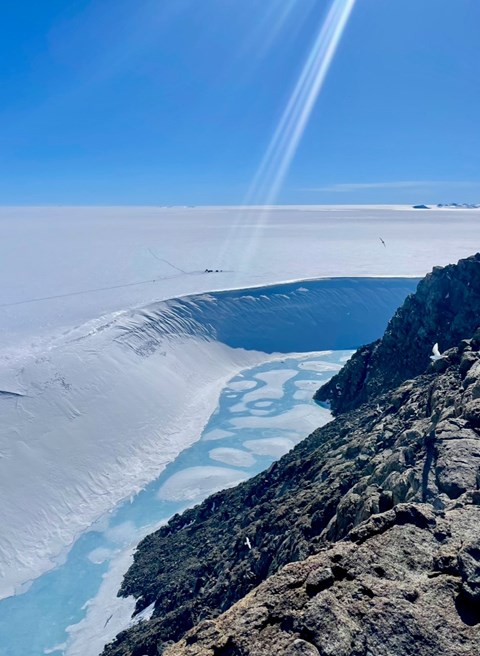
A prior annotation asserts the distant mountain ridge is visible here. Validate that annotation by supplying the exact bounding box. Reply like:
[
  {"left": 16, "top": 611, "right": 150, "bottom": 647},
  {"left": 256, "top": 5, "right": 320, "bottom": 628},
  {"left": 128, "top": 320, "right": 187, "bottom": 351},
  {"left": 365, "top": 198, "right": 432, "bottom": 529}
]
[
  {"left": 437, "top": 203, "right": 480, "bottom": 209},
  {"left": 412, "top": 203, "right": 480, "bottom": 209}
]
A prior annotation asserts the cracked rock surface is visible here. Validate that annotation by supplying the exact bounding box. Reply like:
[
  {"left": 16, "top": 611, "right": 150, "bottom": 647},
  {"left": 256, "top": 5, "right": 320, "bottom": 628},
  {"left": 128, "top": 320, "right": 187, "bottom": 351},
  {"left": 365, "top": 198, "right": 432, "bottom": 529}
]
[{"left": 166, "top": 504, "right": 480, "bottom": 656}]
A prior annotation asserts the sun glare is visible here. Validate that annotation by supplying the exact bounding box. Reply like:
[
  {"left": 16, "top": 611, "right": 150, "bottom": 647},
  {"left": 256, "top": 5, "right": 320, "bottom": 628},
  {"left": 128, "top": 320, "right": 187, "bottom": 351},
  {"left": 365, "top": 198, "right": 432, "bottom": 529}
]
[
  {"left": 222, "top": 0, "right": 357, "bottom": 274},
  {"left": 250, "top": 0, "right": 357, "bottom": 206}
]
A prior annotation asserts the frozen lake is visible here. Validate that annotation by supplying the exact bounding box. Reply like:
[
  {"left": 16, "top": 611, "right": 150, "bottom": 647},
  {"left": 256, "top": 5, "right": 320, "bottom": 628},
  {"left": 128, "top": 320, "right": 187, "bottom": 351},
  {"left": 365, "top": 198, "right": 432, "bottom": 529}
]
[{"left": 0, "top": 350, "right": 351, "bottom": 656}]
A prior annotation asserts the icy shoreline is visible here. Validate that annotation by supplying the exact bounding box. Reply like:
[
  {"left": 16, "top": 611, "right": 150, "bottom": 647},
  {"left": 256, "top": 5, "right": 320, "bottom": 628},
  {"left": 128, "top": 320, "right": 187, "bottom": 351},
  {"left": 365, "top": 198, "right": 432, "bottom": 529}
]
[
  {"left": 0, "top": 277, "right": 417, "bottom": 600},
  {"left": 0, "top": 350, "right": 347, "bottom": 656},
  {"left": 0, "top": 336, "right": 266, "bottom": 601},
  {"left": 2, "top": 203, "right": 477, "bottom": 610},
  {"left": 64, "top": 352, "right": 345, "bottom": 656}
]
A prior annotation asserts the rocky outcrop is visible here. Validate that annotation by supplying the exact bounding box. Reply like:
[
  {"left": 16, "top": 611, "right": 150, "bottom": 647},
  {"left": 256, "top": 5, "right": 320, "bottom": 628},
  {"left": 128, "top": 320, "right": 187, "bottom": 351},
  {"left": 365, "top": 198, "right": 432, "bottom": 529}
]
[
  {"left": 102, "top": 328, "right": 480, "bottom": 656},
  {"left": 165, "top": 503, "right": 480, "bottom": 656},
  {"left": 315, "top": 253, "right": 480, "bottom": 414}
]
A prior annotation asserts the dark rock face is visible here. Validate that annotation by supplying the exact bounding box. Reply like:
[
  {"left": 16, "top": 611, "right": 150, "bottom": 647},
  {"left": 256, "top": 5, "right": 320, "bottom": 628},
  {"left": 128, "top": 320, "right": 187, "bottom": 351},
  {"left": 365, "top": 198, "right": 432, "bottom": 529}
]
[
  {"left": 166, "top": 504, "right": 480, "bottom": 656},
  {"left": 315, "top": 253, "right": 480, "bottom": 415},
  {"left": 103, "top": 334, "right": 480, "bottom": 656}
]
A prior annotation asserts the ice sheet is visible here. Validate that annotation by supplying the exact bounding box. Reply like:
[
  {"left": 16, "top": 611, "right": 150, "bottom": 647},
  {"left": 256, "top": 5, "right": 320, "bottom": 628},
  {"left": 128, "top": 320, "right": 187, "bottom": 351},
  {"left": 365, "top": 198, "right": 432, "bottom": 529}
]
[
  {"left": 243, "top": 438, "right": 295, "bottom": 457},
  {"left": 231, "top": 403, "right": 331, "bottom": 435},
  {"left": 157, "top": 466, "right": 249, "bottom": 502},
  {"left": 1, "top": 205, "right": 479, "bottom": 349},
  {"left": 209, "top": 448, "right": 256, "bottom": 467},
  {"left": 1, "top": 202, "right": 474, "bottom": 642}
]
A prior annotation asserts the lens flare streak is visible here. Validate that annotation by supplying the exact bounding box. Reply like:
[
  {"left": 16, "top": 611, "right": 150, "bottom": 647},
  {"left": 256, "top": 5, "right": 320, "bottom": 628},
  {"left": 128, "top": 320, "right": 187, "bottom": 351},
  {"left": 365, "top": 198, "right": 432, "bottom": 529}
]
[
  {"left": 220, "top": 0, "right": 357, "bottom": 275},
  {"left": 250, "top": 0, "right": 357, "bottom": 206}
]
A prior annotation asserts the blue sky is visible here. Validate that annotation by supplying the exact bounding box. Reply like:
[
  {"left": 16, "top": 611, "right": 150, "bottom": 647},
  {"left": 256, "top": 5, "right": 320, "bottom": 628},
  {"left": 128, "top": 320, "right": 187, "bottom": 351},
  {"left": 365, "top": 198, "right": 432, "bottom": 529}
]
[{"left": 0, "top": 0, "right": 478, "bottom": 205}]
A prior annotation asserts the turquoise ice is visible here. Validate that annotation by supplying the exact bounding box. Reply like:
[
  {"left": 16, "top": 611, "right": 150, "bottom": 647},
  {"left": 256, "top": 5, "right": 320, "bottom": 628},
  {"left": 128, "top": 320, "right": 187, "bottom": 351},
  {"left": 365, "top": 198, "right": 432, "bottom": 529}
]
[{"left": 0, "top": 350, "right": 351, "bottom": 656}]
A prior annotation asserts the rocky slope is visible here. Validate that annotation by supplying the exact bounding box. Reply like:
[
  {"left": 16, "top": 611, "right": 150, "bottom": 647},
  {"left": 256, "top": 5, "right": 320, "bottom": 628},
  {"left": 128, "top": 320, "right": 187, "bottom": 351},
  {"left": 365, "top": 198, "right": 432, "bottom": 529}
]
[
  {"left": 166, "top": 502, "right": 480, "bottom": 656},
  {"left": 315, "top": 253, "right": 480, "bottom": 414},
  {"left": 102, "top": 255, "right": 480, "bottom": 656}
]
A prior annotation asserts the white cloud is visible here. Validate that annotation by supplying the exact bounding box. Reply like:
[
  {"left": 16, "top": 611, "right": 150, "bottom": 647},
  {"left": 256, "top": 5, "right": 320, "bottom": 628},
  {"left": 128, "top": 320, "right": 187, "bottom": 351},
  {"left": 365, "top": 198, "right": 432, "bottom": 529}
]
[{"left": 304, "top": 181, "right": 479, "bottom": 193}]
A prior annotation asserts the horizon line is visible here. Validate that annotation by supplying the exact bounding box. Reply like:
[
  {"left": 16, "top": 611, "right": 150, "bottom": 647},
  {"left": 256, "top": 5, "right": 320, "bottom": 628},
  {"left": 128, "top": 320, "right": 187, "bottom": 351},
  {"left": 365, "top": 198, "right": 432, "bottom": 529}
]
[{"left": 0, "top": 202, "right": 478, "bottom": 210}]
